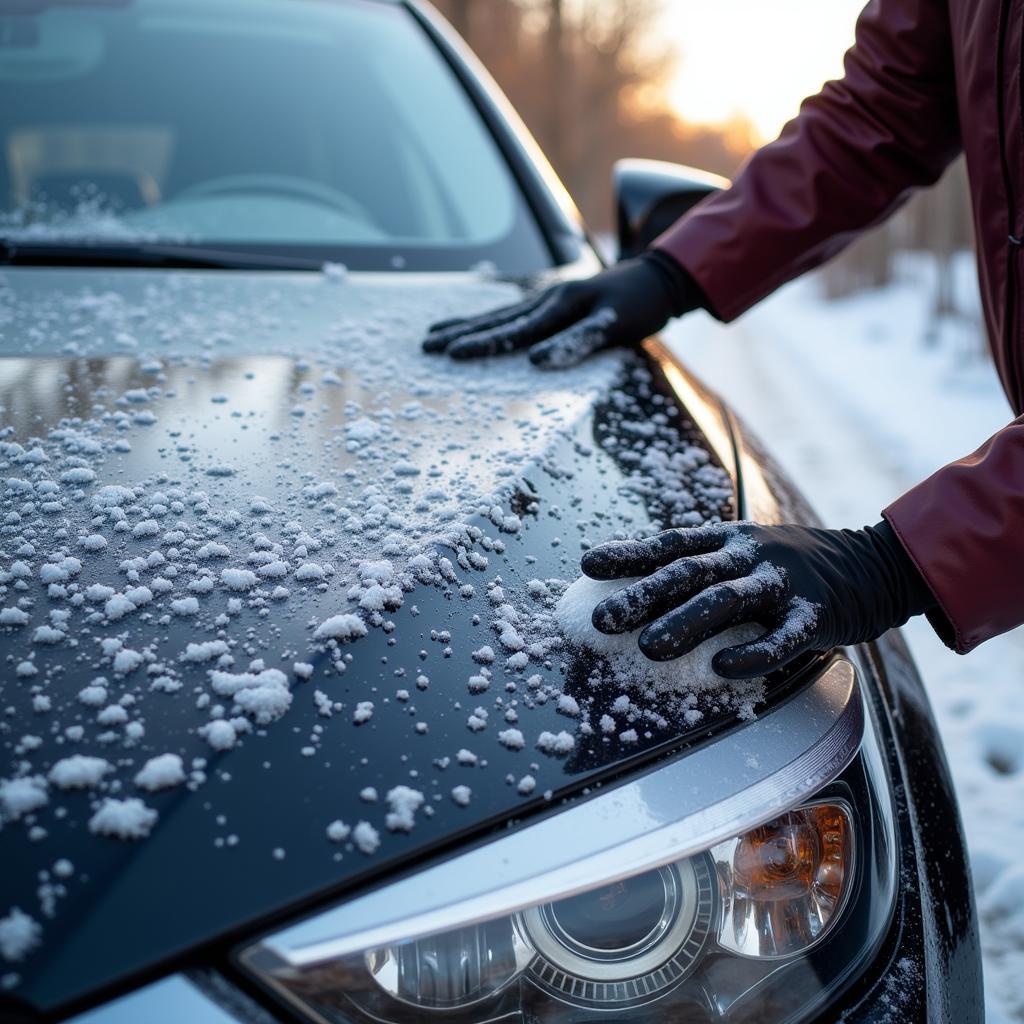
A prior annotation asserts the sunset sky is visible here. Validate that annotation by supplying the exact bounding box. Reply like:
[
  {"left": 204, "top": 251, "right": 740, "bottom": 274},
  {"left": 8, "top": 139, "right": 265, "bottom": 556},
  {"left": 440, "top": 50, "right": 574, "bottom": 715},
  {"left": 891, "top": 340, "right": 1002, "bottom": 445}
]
[{"left": 659, "top": 0, "right": 867, "bottom": 142}]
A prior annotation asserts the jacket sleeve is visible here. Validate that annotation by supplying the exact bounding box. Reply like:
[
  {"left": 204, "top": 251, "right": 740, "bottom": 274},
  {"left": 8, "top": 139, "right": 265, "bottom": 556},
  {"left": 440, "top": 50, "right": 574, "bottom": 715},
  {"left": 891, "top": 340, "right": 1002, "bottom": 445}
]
[
  {"left": 654, "top": 0, "right": 961, "bottom": 321},
  {"left": 882, "top": 417, "right": 1024, "bottom": 653}
]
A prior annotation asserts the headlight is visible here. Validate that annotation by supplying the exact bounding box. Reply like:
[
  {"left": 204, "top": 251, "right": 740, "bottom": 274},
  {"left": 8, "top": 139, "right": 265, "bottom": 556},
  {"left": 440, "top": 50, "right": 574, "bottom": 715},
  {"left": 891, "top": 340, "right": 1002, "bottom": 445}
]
[
  {"left": 714, "top": 802, "right": 853, "bottom": 960},
  {"left": 518, "top": 855, "right": 716, "bottom": 1008},
  {"left": 239, "top": 658, "right": 896, "bottom": 1023}
]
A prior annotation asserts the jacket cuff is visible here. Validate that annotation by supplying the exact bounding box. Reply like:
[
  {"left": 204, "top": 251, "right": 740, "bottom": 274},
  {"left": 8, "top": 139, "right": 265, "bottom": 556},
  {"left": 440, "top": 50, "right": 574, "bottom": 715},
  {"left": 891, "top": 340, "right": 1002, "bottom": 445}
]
[
  {"left": 881, "top": 414, "right": 1024, "bottom": 654},
  {"left": 637, "top": 249, "right": 711, "bottom": 318},
  {"left": 880, "top": 509, "right": 962, "bottom": 653},
  {"left": 650, "top": 198, "right": 755, "bottom": 323}
]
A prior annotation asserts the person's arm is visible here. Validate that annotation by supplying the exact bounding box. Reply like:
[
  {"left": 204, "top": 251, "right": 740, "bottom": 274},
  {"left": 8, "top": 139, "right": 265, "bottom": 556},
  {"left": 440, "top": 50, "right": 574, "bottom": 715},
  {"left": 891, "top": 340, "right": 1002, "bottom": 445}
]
[
  {"left": 884, "top": 416, "right": 1024, "bottom": 653},
  {"left": 580, "top": 417, "right": 1024, "bottom": 673},
  {"left": 425, "top": 0, "right": 961, "bottom": 365},
  {"left": 420, "top": 251, "right": 706, "bottom": 367},
  {"left": 581, "top": 519, "right": 937, "bottom": 679},
  {"left": 657, "top": 0, "right": 961, "bottom": 321}
]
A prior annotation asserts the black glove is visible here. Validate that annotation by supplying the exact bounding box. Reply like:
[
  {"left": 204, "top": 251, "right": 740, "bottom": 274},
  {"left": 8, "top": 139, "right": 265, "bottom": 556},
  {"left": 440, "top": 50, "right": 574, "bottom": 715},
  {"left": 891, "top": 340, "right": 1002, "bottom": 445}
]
[
  {"left": 580, "top": 520, "right": 937, "bottom": 679},
  {"left": 422, "top": 251, "right": 702, "bottom": 368}
]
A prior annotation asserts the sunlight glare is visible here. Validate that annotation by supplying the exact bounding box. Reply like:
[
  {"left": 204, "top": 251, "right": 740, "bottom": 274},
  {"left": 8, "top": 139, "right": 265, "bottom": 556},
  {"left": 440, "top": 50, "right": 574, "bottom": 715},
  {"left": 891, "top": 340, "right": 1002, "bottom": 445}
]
[{"left": 662, "top": 0, "right": 867, "bottom": 142}]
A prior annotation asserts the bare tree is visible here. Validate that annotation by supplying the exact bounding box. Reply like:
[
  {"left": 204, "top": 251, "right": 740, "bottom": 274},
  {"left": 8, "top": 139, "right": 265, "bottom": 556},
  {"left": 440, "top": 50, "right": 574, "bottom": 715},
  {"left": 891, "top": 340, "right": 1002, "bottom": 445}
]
[
  {"left": 912, "top": 158, "right": 975, "bottom": 343},
  {"left": 544, "top": 0, "right": 568, "bottom": 171}
]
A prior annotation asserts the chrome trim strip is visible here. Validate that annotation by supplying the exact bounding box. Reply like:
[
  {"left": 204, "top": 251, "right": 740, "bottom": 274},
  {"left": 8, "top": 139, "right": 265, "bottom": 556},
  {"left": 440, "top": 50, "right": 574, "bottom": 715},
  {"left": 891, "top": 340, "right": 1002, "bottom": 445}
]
[{"left": 250, "top": 657, "right": 862, "bottom": 969}]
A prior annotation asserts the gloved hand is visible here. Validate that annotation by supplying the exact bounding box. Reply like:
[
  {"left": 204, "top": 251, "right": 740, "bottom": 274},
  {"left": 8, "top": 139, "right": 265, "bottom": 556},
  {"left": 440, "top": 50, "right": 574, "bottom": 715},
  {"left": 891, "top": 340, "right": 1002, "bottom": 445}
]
[
  {"left": 580, "top": 520, "right": 936, "bottom": 678},
  {"left": 422, "top": 251, "right": 702, "bottom": 368}
]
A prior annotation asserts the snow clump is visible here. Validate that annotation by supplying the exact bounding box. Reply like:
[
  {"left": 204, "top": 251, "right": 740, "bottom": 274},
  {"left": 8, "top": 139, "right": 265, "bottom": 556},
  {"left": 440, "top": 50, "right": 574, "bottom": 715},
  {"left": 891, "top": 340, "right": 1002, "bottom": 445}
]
[
  {"left": 88, "top": 798, "right": 158, "bottom": 840},
  {"left": 209, "top": 669, "right": 292, "bottom": 725},
  {"left": 385, "top": 786, "right": 424, "bottom": 832},
  {"left": 48, "top": 756, "right": 112, "bottom": 790},
  {"left": 133, "top": 754, "right": 185, "bottom": 792},
  {"left": 0, "top": 777, "right": 48, "bottom": 820},
  {"left": 314, "top": 614, "right": 368, "bottom": 641},
  {"left": 0, "top": 908, "right": 41, "bottom": 963}
]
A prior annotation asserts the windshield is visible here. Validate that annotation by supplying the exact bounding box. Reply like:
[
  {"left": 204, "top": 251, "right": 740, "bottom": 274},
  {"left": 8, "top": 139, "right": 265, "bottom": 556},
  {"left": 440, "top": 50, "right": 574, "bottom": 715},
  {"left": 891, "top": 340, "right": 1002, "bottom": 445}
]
[{"left": 0, "top": 0, "right": 551, "bottom": 271}]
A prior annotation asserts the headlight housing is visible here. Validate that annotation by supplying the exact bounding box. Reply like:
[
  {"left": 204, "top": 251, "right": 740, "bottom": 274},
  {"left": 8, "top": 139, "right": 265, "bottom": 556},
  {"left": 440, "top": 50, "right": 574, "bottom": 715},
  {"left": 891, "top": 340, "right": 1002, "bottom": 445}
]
[{"left": 239, "top": 658, "right": 896, "bottom": 1023}]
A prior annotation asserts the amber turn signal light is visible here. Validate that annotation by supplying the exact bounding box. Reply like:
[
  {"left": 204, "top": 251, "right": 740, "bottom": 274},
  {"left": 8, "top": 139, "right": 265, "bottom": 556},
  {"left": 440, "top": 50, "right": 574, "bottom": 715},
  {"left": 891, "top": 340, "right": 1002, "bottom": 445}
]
[{"left": 713, "top": 802, "right": 854, "bottom": 959}]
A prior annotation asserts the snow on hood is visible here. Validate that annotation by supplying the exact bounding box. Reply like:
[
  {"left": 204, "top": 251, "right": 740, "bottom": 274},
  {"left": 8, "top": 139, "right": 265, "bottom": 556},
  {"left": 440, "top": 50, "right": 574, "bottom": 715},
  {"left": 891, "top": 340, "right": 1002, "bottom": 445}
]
[{"left": 0, "top": 267, "right": 747, "bottom": 1009}]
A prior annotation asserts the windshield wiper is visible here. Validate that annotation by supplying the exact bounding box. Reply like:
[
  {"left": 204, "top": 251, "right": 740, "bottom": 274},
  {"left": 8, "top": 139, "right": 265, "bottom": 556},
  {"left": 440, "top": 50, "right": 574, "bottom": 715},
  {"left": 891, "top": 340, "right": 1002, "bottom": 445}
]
[{"left": 0, "top": 239, "right": 326, "bottom": 271}]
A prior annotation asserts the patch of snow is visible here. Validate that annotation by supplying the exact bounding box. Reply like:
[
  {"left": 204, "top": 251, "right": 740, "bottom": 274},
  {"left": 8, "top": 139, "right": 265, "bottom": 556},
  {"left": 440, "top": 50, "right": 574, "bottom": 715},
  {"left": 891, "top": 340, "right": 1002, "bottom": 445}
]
[
  {"left": 517, "top": 775, "right": 536, "bottom": 795},
  {"left": 556, "top": 694, "right": 580, "bottom": 717},
  {"left": 0, "top": 777, "right": 48, "bottom": 820},
  {"left": 209, "top": 669, "right": 292, "bottom": 725},
  {"left": 314, "top": 614, "right": 367, "bottom": 641},
  {"left": 32, "top": 625, "right": 65, "bottom": 644},
  {"left": 385, "top": 785, "right": 424, "bottom": 832},
  {"left": 471, "top": 645, "right": 495, "bottom": 665},
  {"left": 88, "top": 798, "right": 157, "bottom": 840},
  {"left": 134, "top": 754, "right": 185, "bottom": 792},
  {"left": 104, "top": 594, "right": 137, "bottom": 621},
  {"left": 170, "top": 597, "right": 199, "bottom": 616},
  {"left": 498, "top": 728, "right": 525, "bottom": 750},
  {"left": 48, "top": 756, "right": 111, "bottom": 790},
  {"left": 112, "top": 649, "right": 143, "bottom": 675},
  {"left": 219, "top": 568, "right": 257, "bottom": 592},
  {"left": 326, "top": 820, "right": 350, "bottom": 842},
  {"left": 536, "top": 730, "right": 575, "bottom": 756},
  {"left": 0, "top": 909, "right": 41, "bottom": 963},
  {"left": 77, "top": 684, "right": 108, "bottom": 707},
  {"left": 201, "top": 720, "right": 237, "bottom": 751},
  {"left": 353, "top": 821, "right": 380, "bottom": 854}
]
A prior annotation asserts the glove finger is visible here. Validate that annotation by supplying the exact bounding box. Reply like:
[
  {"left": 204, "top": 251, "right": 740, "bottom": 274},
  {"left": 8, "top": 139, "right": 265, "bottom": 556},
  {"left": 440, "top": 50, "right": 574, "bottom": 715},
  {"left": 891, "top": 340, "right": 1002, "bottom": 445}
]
[
  {"left": 591, "top": 547, "right": 753, "bottom": 635},
  {"left": 637, "top": 570, "right": 786, "bottom": 662},
  {"left": 711, "top": 598, "right": 822, "bottom": 679},
  {"left": 425, "top": 314, "right": 472, "bottom": 334},
  {"left": 446, "top": 288, "right": 584, "bottom": 360},
  {"left": 422, "top": 293, "right": 547, "bottom": 353},
  {"left": 581, "top": 524, "right": 732, "bottom": 580},
  {"left": 527, "top": 307, "right": 617, "bottom": 369}
]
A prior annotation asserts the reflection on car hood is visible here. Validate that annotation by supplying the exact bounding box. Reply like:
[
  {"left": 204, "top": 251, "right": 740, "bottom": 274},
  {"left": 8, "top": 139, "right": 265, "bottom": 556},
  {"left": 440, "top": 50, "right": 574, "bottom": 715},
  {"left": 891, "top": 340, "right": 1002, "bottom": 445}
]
[{"left": 0, "top": 268, "right": 745, "bottom": 1014}]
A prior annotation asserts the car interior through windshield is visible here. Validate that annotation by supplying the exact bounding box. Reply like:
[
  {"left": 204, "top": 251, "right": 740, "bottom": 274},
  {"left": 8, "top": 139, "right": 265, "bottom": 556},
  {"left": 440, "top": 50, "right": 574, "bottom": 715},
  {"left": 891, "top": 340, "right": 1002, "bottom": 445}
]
[{"left": 0, "top": 0, "right": 551, "bottom": 271}]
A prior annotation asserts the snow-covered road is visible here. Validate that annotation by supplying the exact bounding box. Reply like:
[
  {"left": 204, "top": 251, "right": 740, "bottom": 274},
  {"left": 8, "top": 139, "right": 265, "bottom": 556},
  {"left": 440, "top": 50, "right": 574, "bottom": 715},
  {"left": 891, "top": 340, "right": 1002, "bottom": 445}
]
[{"left": 665, "top": 258, "right": 1024, "bottom": 1023}]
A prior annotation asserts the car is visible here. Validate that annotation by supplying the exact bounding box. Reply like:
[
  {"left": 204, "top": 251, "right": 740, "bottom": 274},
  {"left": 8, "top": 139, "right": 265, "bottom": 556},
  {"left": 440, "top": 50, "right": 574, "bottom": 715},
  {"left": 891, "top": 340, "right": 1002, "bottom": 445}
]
[{"left": 0, "top": 1, "right": 982, "bottom": 1022}]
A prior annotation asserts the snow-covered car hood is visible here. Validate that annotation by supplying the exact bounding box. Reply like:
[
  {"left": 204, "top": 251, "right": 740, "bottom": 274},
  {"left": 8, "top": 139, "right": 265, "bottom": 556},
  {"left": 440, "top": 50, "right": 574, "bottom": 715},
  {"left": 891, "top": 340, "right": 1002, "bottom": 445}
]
[{"left": 0, "top": 268, "right": 756, "bottom": 1014}]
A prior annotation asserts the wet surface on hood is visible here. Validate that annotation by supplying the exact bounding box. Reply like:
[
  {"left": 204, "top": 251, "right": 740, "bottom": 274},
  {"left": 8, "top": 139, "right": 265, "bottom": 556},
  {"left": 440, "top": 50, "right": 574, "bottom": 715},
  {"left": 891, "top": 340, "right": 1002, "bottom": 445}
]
[{"left": 0, "top": 269, "right": 746, "bottom": 1013}]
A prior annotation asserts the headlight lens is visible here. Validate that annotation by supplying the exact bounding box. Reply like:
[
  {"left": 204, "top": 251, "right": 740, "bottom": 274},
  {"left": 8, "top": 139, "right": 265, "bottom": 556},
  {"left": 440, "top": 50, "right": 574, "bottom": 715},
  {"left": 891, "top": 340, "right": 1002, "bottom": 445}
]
[
  {"left": 714, "top": 803, "right": 853, "bottom": 959},
  {"left": 364, "top": 919, "right": 532, "bottom": 1011},
  {"left": 519, "top": 856, "right": 715, "bottom": 1008},
  {"left": 241, "top": 799, "right": 874, "bottom": 1023}
]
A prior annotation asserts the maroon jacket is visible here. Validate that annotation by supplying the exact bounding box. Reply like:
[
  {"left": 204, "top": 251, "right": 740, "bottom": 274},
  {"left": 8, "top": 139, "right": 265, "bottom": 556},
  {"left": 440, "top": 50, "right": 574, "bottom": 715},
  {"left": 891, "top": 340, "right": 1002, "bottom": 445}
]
[{"left": 655, "top": 0, "right": 1024, "bottom": 654}]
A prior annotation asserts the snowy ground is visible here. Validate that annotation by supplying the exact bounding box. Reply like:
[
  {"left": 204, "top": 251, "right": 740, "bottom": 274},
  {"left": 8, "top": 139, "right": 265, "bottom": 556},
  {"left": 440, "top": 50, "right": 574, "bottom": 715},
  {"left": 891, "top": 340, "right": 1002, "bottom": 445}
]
[{"left": 665, "top": 253, "right": 1024, "bottom": 1023}]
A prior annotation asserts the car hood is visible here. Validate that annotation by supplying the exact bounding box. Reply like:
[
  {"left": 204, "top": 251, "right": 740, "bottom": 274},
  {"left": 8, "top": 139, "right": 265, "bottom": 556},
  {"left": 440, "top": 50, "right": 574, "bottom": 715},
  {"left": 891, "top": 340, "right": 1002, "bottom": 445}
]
[{"left": 0, "top": 268, "right": 755, "bottom": 1016}]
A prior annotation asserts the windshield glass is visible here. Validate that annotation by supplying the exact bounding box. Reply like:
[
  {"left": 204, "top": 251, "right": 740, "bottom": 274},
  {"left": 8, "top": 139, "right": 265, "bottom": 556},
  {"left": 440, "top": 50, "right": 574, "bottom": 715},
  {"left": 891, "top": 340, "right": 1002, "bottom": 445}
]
[{"left": 0, "top": 0, "right": 551, "bottom": 271}]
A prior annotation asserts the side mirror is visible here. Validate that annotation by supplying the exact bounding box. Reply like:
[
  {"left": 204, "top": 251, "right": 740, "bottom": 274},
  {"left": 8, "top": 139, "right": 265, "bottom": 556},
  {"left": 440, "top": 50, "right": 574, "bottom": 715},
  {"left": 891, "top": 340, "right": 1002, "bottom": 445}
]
[{"left": 613, "top": 158, "right": 729, "bottom": 260}]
